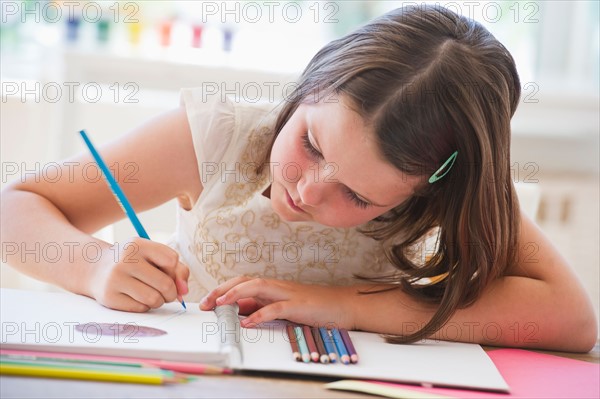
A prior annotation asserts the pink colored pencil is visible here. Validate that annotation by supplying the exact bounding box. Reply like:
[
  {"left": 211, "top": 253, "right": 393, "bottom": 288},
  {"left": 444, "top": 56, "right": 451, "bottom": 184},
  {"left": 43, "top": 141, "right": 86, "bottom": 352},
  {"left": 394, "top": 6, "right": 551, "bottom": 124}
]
[{"left": 0, "top": 349, "right": 231, "bottom": 375}]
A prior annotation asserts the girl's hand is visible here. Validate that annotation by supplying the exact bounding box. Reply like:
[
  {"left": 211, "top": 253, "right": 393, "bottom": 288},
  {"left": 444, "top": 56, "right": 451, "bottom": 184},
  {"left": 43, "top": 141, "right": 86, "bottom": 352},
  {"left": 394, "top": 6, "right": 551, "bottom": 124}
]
[
  {"left": 199, "top": 276, "right": 356, "bottom": 329},
  {"left": 89, "top": 237, "right": 189, "bottom": 312}
]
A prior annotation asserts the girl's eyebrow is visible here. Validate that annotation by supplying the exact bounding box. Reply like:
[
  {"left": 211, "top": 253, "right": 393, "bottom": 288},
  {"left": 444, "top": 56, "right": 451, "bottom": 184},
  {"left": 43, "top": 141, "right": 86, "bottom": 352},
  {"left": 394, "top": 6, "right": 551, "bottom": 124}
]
[{"left": 308, "top": 125, "right": 390, "bottom": 208}]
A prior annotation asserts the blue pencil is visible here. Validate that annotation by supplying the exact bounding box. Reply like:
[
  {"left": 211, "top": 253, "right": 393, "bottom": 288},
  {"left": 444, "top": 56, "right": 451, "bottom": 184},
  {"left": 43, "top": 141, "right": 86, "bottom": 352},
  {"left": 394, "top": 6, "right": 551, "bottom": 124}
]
[
  {"left": 331, "top": 329, "right": 350, "bottom": 364},
  {"left": 319, "top": 328, "right": 337, "bottom": 363},
  {"left": 78, "top": 130, "right": 186, "bottom": 310}
]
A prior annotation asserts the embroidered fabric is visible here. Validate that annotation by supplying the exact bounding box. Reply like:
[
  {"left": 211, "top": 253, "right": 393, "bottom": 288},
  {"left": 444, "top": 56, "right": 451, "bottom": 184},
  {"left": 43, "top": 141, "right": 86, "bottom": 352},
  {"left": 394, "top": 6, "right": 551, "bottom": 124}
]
[{"left": 167, "top": 89, "right": 400, "bottom": 301}]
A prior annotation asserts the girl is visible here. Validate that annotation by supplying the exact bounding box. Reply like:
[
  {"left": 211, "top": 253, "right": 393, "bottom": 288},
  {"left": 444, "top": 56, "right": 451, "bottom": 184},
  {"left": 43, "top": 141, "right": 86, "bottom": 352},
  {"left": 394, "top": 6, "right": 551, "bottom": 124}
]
[{"left": 2, "top": 5, "right": 596, "bottom": 352}]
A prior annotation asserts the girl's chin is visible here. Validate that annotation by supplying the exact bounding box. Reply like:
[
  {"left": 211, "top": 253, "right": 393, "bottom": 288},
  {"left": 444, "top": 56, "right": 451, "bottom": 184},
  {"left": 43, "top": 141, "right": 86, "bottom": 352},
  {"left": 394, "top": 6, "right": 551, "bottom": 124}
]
[{"left": 274, "top": 205, "right": 303, "bottom": 222}]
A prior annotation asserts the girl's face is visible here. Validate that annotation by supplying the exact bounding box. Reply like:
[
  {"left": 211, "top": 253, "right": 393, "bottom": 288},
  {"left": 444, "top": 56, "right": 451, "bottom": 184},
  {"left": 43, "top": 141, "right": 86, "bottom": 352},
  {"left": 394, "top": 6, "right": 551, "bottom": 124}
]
[{"left": 268, "top": 95, "right": 421, "bottom": 228}]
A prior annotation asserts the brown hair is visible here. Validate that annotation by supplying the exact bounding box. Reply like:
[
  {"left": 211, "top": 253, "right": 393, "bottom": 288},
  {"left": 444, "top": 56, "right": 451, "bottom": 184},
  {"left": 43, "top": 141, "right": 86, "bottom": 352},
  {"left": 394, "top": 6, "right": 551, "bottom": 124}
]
[{"left": 259, "top": 5, "right": 521, "bottom": 343}]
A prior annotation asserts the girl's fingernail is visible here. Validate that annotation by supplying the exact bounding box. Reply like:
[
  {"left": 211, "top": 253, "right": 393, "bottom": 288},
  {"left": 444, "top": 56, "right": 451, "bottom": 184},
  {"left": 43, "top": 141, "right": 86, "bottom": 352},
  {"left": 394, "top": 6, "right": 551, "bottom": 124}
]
[
  {"left": 179, "top": 284, "right": 188, "bottom": 295},
  {"left": 215, "top": 296, "right": 224, "bottom": 305},
  {"left": 200, "top": 296, "right": 208, "bottom": 306},
  {"left": 177, "top": 280, "right": 189, "bottom": 294},
  {"left": 241, "top": 319, "right": 258, "bottom": 328}
]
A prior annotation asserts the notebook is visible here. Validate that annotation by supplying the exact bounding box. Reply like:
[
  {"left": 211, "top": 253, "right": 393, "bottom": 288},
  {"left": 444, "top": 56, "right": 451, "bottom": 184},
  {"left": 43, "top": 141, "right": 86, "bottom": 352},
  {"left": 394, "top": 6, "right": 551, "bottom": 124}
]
[{"left": 0, "top": 288, "right": 509, "bottom": 392}]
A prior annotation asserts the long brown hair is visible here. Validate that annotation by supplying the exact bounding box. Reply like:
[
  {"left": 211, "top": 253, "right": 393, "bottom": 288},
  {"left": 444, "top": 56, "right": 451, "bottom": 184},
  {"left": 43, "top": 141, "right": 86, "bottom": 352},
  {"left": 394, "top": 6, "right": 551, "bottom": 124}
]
[{"left": 259, "top": 5, "right": 521, "bottom": 343}]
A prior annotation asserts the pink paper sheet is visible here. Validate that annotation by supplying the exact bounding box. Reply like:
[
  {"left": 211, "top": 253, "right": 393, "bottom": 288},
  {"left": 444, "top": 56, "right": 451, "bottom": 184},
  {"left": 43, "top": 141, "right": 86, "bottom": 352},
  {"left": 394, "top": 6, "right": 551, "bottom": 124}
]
[{"left": 367, "top": 349, "right": 599, "bottom": 398}]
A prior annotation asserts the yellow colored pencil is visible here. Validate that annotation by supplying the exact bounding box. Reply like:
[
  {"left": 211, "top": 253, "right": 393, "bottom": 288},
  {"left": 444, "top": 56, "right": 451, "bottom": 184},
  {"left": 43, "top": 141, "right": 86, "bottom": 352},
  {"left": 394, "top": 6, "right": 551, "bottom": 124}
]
[{"left": 0, "top": 363, "right": 170, "bottom": 385}]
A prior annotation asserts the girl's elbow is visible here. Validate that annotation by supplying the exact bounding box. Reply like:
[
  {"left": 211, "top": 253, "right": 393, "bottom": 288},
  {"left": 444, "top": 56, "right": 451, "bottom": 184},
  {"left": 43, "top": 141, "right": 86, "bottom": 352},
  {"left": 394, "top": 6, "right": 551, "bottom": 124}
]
[
  {"left": 562, "top": 304, "right": 598, "bottom": 353},
  {"left": 577, "top": 295, "right": 598, "bottom": 352},
  {"left": 578, "top": 315, "right": 599, "bottom": 353}
]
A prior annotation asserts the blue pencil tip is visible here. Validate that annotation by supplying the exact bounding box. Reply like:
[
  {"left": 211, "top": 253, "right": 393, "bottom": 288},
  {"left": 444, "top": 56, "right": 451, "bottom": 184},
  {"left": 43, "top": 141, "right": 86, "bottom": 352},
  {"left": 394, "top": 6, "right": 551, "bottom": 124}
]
[{"left": 181, "top": 300, "right": 187, "bottom": 310}]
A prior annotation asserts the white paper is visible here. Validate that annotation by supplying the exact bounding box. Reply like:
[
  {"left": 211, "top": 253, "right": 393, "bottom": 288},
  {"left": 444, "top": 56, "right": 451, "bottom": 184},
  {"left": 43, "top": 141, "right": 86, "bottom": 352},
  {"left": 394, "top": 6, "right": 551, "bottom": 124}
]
[
  {"left": 241, "top": 320, "right": 509, "bottom": 391},
  {"left": 0, "top": 288, "right": 509, "bottom": 392},
  {"left": 0, "top": 288, "right": 228, "bottom": 365}
]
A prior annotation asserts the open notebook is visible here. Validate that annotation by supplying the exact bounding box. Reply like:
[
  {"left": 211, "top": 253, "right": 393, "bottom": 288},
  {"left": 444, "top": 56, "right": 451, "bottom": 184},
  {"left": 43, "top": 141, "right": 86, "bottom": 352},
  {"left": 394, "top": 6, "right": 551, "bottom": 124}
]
[{"left": 0, "top": 288, "right": 509, "bottom": 392}]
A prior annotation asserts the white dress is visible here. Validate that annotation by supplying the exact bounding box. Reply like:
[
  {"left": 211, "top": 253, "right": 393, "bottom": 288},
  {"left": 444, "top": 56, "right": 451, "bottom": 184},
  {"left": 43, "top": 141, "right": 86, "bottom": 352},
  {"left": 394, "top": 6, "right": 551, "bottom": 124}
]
[{"left": 170, "top": 88, "right": 399, "bottom": 302}]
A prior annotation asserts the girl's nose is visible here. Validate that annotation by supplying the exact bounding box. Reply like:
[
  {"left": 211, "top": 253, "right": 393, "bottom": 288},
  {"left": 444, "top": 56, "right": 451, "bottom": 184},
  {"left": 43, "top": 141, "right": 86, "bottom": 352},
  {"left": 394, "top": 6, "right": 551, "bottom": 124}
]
[{"left": 297, "top": 169, "right": 327, "bottom": 207}]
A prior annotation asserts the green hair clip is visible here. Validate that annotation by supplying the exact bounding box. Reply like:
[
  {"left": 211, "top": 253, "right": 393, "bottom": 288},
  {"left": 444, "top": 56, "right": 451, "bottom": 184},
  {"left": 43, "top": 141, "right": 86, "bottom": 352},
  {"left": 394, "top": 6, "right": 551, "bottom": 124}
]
[{"left": 428, "top": 151, "right": 458, "bottom": 183}]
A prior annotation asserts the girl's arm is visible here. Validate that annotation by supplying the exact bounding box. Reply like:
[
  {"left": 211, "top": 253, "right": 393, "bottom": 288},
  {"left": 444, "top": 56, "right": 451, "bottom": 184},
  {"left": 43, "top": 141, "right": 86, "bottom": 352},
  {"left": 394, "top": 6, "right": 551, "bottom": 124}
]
[
  {"left": 438, "top": 210, "right": 598, "bottom": 351},
  {"left": 349, "top": 210, "right": 597, "bottom": 351},
  {"left": 202, "top": 211, "right": 598, "bottom": 352},
  {"left": 1, "top": 107, "right": 202, "bottom": 311}
]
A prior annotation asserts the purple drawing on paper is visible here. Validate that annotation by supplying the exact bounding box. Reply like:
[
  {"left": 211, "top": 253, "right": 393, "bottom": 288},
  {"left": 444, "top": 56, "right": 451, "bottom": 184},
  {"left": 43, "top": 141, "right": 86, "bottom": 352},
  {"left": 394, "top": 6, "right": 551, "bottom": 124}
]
[{"left": 75, "top": 322, "right": 167, "bottom": 338}]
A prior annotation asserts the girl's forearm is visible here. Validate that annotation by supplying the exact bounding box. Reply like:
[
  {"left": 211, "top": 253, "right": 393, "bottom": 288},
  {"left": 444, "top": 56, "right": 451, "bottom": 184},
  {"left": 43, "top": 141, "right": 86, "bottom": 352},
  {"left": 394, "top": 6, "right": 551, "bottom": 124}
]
[
  {"left": 1, "top": 188, "right": 110, "bottom": 297},
  {"left": 348, "top": 276, "right": 597, "bottom": 352},
  {"left": 445, "top": 276, "right": 597, "bottom": 352}
]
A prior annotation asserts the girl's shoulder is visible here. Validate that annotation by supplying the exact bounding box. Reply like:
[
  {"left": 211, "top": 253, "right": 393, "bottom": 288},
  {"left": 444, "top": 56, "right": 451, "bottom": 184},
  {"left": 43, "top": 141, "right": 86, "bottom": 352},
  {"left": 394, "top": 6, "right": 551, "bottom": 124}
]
[
  {"left": 179, "top": 88, "right": 280, "bottom": 189},
  {"left": 180, "top": 88, "right": 280, "bottom": 134}
]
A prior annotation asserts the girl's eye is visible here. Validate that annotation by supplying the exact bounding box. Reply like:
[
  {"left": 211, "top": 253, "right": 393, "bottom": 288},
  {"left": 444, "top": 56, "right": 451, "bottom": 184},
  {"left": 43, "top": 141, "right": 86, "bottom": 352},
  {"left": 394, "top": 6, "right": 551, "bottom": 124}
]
[
  {"left": 302, "top": 132, "right": 371, "bottom": 210},
  {"left": 344, "top": 188, "right": 371, "bottom": 209},
  {"left": 302, "top": 133, "right": 323, "bottom": 159}
]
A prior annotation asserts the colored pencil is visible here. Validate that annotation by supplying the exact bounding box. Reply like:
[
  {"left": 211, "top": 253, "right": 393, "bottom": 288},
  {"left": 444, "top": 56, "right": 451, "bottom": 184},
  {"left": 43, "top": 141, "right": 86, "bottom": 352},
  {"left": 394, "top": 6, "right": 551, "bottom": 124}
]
[
  {"left": 0, "top": 358, "right": 167, "bottom": 376},
  {"left": 319, "top": 327, "right": 338, "bottom": 363},
  {"left": 294, "top": 326, "right": 311, "bottom": 363},
  {"left": 331, "top": 329, "right": 350, "bottom": 364},
  {"left": 285, "top": 325, "right": 302, "bottom": 362},
  {"left": 1, "top": 354, "right": 139, "bottom": 370},
  {"left": 0, "top": 349, "right": 231, "bottom": 375},
  {"left": 302, "top": 326, "right": 320, "bottom": 362},
  {"left": 340, "top": 329, "right": 359, "bottom": 363},
  {"left": 0, "top": 362, "right": 178, "bottom": 385},
  {"left": 78, "top": 129, "right": 186, "bottom": 310},
  {"left": 311, "top": 326, "right": 330, "bottom": 364}
]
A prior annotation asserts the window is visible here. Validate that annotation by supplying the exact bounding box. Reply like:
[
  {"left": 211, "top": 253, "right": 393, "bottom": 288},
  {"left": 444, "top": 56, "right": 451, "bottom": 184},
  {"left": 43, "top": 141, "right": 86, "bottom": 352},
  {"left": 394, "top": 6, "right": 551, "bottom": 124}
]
[{"left": 2, "top": 1, "right": 597, "bottom": 87}]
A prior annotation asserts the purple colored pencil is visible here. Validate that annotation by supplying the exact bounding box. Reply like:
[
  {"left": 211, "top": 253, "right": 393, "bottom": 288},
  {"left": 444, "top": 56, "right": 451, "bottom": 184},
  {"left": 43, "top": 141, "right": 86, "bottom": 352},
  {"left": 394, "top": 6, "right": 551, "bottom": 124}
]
[{"left": 340, "top": 329, "right": 358, "bottom": 363}]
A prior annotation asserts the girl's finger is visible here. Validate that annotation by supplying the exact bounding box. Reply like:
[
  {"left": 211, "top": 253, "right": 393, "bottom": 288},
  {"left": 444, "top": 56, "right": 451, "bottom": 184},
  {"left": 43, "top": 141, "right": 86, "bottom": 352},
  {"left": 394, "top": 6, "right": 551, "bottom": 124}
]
[
  {"left": 111, "top": 292, "right": 151, "bottom": 313},
  {"left": 237, "top": 298, "right": 262, "bottom": 315},
  {"left": 132, "top": 238, "right": 180, "bottom": 279},
  {"left": 175, "top": 262, "right": 190, "bottom": 296},
  {"left": 214, "top": 278, "right": 289, "bottom": 307},
  {"left": 119, "top": 238, "right": 183, "bottom": 300},
  {"left": 240, "top": 301, "right": 292, "bottom": 327},
  {"left": 119, "top": 275, "right": 168, "bottom": 309},
  {"left": 200, "top": 276, "right": 253, "bottom": 309},
  {"left": 128, "top": 262, "right": 178, "bottom": 303}
]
